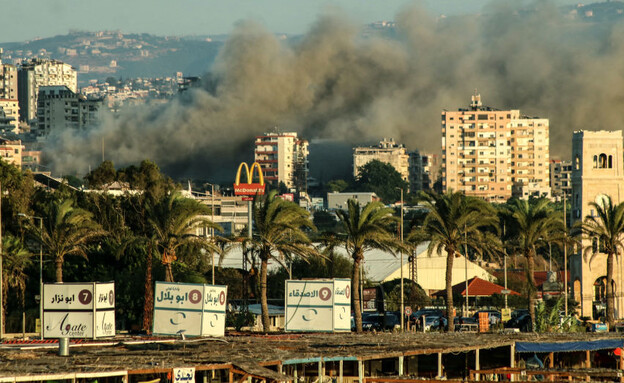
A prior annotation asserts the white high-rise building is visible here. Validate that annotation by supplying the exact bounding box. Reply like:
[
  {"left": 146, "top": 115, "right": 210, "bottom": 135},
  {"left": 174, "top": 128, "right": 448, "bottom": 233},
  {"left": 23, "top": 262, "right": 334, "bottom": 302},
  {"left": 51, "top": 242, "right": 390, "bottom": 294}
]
[
  {"left": 18, "top": 58, "right": 77, "bottom": 124},
  {"left": 254, "top": 131, "right": 309, "bottom": 191}
]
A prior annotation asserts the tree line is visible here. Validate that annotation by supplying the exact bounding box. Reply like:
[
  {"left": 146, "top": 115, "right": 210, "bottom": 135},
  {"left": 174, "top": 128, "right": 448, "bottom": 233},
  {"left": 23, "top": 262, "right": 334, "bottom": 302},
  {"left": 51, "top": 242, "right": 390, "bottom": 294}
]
[{"left": 1, "top": 158, "right": 620, "bottom": 334}]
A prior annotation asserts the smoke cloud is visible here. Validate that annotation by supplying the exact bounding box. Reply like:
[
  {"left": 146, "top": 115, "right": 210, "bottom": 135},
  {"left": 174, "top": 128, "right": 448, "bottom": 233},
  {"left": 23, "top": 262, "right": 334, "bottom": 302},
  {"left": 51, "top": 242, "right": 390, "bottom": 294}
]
[{"left": 46, "top": 1, "right": 624, "bottom": 181}]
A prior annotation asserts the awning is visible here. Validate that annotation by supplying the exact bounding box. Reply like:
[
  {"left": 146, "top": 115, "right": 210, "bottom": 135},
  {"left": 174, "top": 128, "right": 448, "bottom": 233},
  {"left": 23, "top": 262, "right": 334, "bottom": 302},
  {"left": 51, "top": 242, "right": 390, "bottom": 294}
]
[{"left": 516, "top": 339, "right": 624, "bottom": 353}]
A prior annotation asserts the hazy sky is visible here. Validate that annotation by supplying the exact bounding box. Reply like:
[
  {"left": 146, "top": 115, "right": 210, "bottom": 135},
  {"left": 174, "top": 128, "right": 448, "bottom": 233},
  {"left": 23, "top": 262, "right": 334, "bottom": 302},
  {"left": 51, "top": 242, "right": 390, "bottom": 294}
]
[{"left": 0, "top": 0, "right": 578, "bottom": 43}]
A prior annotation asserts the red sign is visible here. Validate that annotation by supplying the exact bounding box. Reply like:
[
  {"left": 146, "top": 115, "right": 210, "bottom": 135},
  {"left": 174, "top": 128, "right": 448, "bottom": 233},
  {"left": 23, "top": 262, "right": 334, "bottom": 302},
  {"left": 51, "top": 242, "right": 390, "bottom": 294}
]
[{"left": 234, "top": 162, "right": 266, "bottom": 196}]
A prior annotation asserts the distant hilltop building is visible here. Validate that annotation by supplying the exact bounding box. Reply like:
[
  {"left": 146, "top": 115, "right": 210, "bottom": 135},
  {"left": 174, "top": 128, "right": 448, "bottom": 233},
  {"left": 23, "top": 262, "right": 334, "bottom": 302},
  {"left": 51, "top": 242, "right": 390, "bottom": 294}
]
[
  {"left": 18, "top": 58, "right": 77, "bottom": 124},
  {"left": 36, "top": 86, "right": 102, "bottom": 136},
  {"left": 254, "top": 131, "right": 309, "bottom": 192},
  {"left": 442, "top": 93, "right": 550, "bottom": 202},
  {"left": 353, "top": 138, "right": 410, "bottom": 181}
]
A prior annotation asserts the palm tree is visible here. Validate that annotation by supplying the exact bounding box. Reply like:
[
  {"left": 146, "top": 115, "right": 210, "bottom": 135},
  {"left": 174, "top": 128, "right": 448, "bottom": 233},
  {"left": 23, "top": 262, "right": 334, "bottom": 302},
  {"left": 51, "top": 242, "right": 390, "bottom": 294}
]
[
  {"left": 252, "top": 190, "right": 316, "bottom": 331},
  {"left": 1, "top": 235, "right": 33, "bottom": 332},
  {"left": 147, "top": 192, "right": 221, "bottom": 282},
  {"left": 335, "top": 199, "right": 398, "bottom": 333},
  {"left": 580, "top": 195, "right": 624, "bottom": 328},
  {"left": 412, "top": 191, "right": 499, "bottom": 332},
  {"left": 29, "top": 199, "right": 106, "bottom": 282},
  {"left": 506, "top": 198, "right": 563, "bottom": 330}
]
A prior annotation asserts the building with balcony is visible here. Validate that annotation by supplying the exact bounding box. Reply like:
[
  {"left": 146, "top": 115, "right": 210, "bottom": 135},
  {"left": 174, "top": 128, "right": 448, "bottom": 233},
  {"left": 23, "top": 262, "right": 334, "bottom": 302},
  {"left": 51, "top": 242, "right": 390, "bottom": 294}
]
[
  {"left": 18, "top": 58, "right": 77, "bottom": 124},
  {"left": 0, "top": 99, "right": 19, "bottom": 133},
  {"left": 353, "top": 138, "right": 409, "bottom": 182},
  {"left": 442, "top": 93, "right": 550, "bottom": 202},
  {"left": 254, "top": 131, "right": 309, "bottom": 192},
  {"left": 550, "top": 159, "right": 572, "bottom": 200},
  {"left": 0, "top": 50, "right": 17, "bottom": 101},
  {"left": 36, "top": 86, "right": 101, "bottom": 135},
  {"left": 0, "top": 137, "right": 23, "bottom": 167}
]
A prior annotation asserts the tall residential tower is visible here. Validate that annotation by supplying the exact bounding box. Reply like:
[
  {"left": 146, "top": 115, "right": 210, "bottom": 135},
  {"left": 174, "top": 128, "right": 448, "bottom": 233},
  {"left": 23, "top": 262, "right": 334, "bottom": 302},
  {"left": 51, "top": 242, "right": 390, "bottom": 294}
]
[
  {"left": 254, "top": 131, "right": 309, "bottom": 192},
  {"left": 442, "top": 93, "right": 550, "bottom": 202}
]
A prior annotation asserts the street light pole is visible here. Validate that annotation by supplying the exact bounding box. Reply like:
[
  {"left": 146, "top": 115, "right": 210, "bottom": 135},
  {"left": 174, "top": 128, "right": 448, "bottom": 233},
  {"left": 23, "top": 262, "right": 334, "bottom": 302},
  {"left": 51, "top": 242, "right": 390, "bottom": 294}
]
[
  {"left": 563, "top": 193, "right": 568, "bottom": 316},
  {"left": 209, "top": 183, "right": 215, "bottom": 285},
  {"left": 399, "top": 188, "right": 404, "bottom": 332}
]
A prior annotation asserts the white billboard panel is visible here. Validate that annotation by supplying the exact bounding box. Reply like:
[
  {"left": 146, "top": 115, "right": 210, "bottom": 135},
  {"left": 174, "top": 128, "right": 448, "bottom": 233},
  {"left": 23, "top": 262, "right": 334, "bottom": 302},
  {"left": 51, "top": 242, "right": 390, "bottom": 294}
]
[
  {"left": 153, "top": 282, "right": 228, "bottom": 337},
  {"left": 153, "top": 309, "right": 203, "bottom": 336},
  {"left": 173, "top": 368, "right": 195, "bottom": 383},
  {"left": 154, "top": 282, "right": 204, "bottom": 310},
  {"left": 333, "top": 279, "right": 351, "bottom": 331},
  {"left": 286, "top": 279, "right": 351, "bottom": 332},
  {"left": 42, "top": 282, "right": 116, "bottom": 339},
  {"left": 43, "top": 312, "right": 94, "bottom": 338},
  {"left": 95, "top": 310, "right": 116, "bottom": 337},
  {"left": 95, "top": 283, "right": 115, "bottom": 309},
  {"left": 43, "top": 284, "right": 95, "bottom": 310}
]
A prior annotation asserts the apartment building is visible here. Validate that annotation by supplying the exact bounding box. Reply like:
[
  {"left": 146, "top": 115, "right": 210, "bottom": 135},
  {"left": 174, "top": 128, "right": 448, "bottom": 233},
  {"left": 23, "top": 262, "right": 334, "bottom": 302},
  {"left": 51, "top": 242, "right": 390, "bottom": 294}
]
[
  {"left": 0, "top": 99, "right": 19, "bottom": 133},
  {"left": 0, "top": 50, "right": 17, "bottom": 101},
  {"left": 409, "top": 150, "right": 440, "bottom": 192},
  {"left": 18, "top": 58, "right": 77, "bottom": 123},
  {"left": 0, "top": 137, "right": 23, "bottom": 167},
  {"left": 442, "top": 93, "right": 550, "bottom": 202},
  {"left": 37, "top": 86, "right": 101, "bottom": 135},
  {"left": 353, "top": 138, "right": 409, "bottom": 181},
  {"left": 254, "top": 131, "right": 309, "bottom": 191},
  {"left": 549, "top": 159, "right": 572, "bottom": 200}
]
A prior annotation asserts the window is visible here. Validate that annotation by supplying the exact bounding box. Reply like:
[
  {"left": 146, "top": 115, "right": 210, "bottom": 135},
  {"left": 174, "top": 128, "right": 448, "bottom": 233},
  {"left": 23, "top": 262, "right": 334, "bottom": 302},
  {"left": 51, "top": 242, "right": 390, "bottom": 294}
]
[
  {"left": 575, "top": 155, "right": 580, "bottom": 170},
  {"left": 609, "top": 155, "right": 613, "bottom": 168}
]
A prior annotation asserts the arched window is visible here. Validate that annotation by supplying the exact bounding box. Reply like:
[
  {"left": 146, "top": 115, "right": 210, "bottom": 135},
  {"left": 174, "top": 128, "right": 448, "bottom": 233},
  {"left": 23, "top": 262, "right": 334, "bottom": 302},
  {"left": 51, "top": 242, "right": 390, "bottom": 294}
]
[
  {"left": 575, "top": 155, "right": 580, "bottom": 170},
  {"left": 599, "top": 153, "right": 607, "bottom": 168},
  {"left": 609, "top": 155, "right": 613, "bottom": 168},
  {"left": 593, "top": 155, "right": 598, "bottom": 168}
]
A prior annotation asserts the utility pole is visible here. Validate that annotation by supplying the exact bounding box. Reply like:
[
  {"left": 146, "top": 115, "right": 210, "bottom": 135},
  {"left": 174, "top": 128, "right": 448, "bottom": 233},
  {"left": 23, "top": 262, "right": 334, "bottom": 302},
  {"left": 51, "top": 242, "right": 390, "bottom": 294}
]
[
  {"left": 399, "top": 188, "right": 404, "bottom": 332},
  {"left": 564, "top": 193, "right": 568, "bottom": 316},
  {"left": 464, "top": 224, "right": 469, "bottom": 316}
]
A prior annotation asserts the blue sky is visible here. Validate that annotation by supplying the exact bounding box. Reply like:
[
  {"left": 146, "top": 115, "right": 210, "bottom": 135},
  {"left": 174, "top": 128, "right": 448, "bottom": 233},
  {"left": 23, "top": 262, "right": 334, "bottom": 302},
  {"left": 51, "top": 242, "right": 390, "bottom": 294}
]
[{"left": 0, "top": 0, "right": 578, "bottom": 42}]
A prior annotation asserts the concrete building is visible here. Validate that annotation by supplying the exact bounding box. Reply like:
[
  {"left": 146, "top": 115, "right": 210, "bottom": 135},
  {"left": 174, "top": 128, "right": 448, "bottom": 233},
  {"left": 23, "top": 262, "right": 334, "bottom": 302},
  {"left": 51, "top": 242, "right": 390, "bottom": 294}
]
[
  {"left": 0, "top": 99, "right": 19, "bottom": 133},
  {"left": 570, "top": 130, "right": 624, "bottom": 319},
  {"left": 254, "top": 131, "right": 309, "bottom": 191},
  {"left": 550, "top": 159, "right": 572, "bottom": 200},
  {"left": 442, "top": 93, "right": 550, "bottom": 202},
  {"left": 18, "top": 58, "right": 77, "bottom": 123},
  {"left": 409, "top": 150, "right": 440, "bottom": 192},
  {"left": 353, "top": 138, "right": 409, "bottom": 182},
  {"left": 327, "top": 192, "right": 380, "bottom": 210},
  {"left": 36, "top": 86, "right": 101, "bottom": 135},
  {"left": 0, "top": 137, "right": 23, "bottom": 167},
  {"left": 0, "top": 50, "right": 18, "bottom": 101}
]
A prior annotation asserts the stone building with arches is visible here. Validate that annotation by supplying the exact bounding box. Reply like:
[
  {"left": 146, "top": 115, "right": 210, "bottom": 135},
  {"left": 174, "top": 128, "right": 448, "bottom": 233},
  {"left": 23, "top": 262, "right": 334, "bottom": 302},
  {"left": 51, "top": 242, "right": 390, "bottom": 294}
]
[{"left": 570, "top": 130, "right": 624, "bottom": 319}]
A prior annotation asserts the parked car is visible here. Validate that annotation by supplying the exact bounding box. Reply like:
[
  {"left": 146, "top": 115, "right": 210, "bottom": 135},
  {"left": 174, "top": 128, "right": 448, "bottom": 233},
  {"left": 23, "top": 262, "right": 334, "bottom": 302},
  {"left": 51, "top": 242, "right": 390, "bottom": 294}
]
[
  {"left": 410, "top": 309, "right": 444, "bottom": 325},
  {"left": 473, "top": 310, "right": 502, "bottom": 325},
  {"left": 352, "top": 312, "right": 401, "bottom": 331},
  {"left": 510, "top": 309, "right": 529, "bottom": 321},
  {"left": 505, "top": 313, "right": 531, "bottom": 332},
  {"left": 423, "top": 315, "right": 447, "bottom": 332},
  {"left": 454, "top": 316, "right": 478, "bottom": 331}
]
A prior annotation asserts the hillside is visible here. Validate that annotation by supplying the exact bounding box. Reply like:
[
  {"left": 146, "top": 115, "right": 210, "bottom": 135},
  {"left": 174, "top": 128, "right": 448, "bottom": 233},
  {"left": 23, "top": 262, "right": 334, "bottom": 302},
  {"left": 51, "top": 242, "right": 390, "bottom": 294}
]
[{"left": 0, "top": 31, "right": 224, "bottom": 84}]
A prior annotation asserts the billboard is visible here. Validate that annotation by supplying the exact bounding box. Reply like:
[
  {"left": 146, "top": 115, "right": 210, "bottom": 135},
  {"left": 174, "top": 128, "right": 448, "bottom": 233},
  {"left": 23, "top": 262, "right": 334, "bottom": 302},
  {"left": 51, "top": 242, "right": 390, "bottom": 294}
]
[
  {"left": 153, "top": 282, "right": 227, "bottom": 337},
  {"left": 233, "top": 162, "right": 265, "bottom": 196},
  {"left": 42, "top": 282, "right": 115, "bottom": 339},
  {"left": 285, "top": 279, "right": 351, "bottom": 332}
]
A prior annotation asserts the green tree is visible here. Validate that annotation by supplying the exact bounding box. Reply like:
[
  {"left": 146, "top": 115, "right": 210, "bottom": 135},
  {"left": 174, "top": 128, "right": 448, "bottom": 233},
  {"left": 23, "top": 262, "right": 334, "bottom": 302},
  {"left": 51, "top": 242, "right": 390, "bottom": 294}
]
[
  {"left": 84, "top": 160, "right": 117, "bottom": 189},
  {"left": 1, "top": 235, "right": 33, "bottom": 331},
  {"left": 335, "top": 199, "right": 399, "bottom": 333},
  {"left": 28, "top": 199, "right": 105, "bottom": 282},
  {"left": 147, "top": 192, "right": 220, "bottom": 282},
  {"left": 252, "top": 190, "right": 317, "bottom": 331},
  {"left": 580, "top": 195, "right": 624, "bottom": 329},
  {"left": 327, "top": 179, "right": 349, "bottom": 193},
  {"left": 412, "top": 191, "right": 499, "bottom": 332},
  {"left": 355, "top": 160, "right": 408, "bottom": 203},
  {"left": 506, "top": 198, "right": 563, "bottom": 330}
]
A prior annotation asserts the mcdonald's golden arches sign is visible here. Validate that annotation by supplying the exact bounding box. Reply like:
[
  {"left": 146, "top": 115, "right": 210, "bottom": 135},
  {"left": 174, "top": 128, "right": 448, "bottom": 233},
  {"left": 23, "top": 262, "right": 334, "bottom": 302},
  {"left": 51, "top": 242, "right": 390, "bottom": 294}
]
[{"left": 233, "top": 162, "right": 266, "bottom": 196}]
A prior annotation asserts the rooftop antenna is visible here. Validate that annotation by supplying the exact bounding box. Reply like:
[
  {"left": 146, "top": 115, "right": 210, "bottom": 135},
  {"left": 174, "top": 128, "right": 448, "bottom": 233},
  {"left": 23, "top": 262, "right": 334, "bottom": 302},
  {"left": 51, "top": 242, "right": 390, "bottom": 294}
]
[{"left": 470, "top": 89, "right": 482, "bottom": 111}]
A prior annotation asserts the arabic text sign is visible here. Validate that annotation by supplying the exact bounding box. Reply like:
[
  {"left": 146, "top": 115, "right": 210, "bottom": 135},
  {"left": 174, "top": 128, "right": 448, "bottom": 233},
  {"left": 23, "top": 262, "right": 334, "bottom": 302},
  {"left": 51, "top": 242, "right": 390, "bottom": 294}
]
[
  {"left": 285, "top": 279, "right": 351, "bottom": 332},
  {"left": 153, "top": 282, "right": 227, "bottom": 337},
  {"left": 42, "top": 282, "right": 116, "bottom": 339},
  {"left": 173, "top": 367, "right": 195, "bottom": 383}
]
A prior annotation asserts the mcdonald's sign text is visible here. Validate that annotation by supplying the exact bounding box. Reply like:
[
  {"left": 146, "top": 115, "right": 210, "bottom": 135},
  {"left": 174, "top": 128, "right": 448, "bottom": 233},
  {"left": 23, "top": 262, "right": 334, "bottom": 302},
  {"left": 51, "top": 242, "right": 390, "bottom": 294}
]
[{"left": 234, "top": 162, "right": 266, "bottom": 196}]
